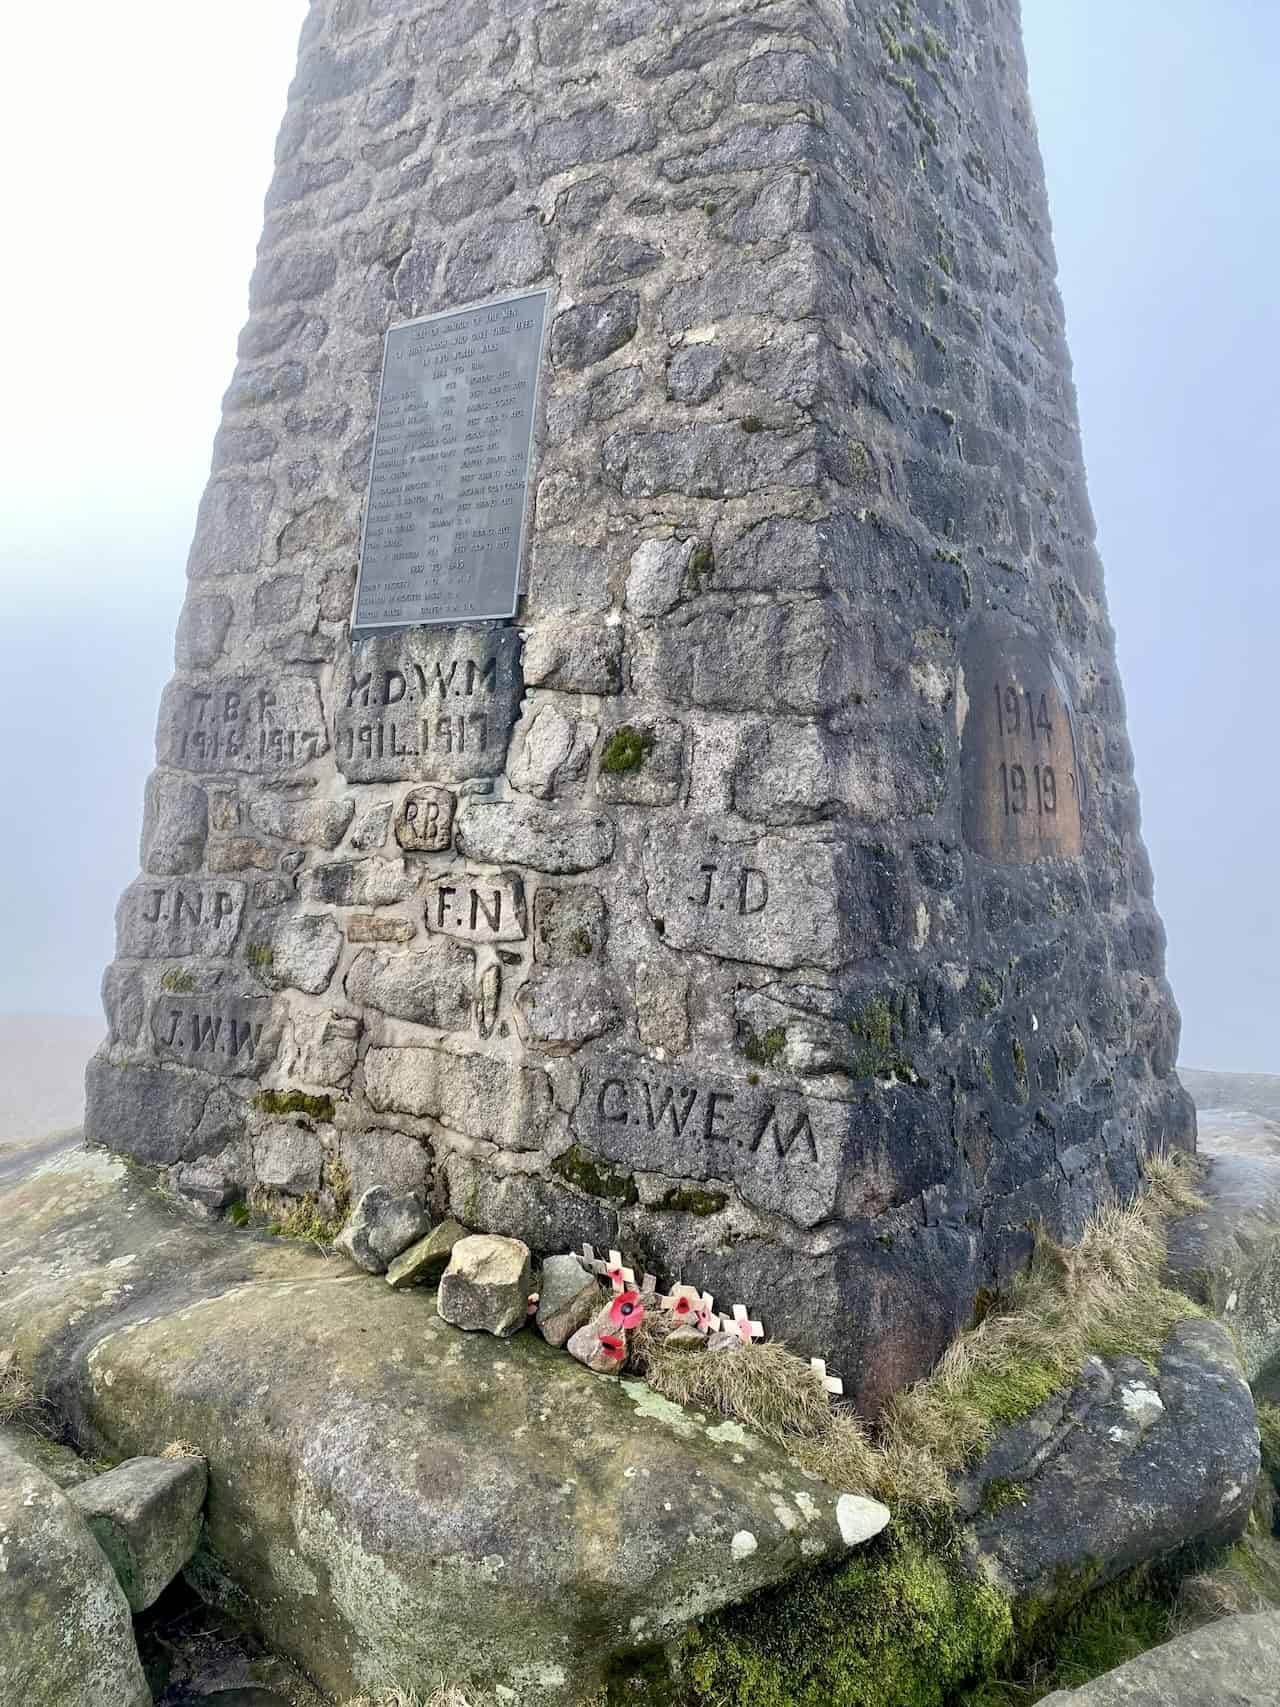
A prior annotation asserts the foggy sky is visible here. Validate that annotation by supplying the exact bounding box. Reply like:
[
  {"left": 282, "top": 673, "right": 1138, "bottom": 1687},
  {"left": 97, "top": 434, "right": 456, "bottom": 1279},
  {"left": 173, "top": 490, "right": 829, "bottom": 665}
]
[{"left": 1, "top": 3, "right": 1275, "bottom": 1072}]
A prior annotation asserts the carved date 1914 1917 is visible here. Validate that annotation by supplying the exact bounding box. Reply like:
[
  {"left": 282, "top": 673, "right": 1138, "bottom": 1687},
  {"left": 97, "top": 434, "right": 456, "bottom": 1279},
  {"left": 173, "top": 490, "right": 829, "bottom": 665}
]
[{"left": 158, "top": 677, "right": 328, "bottom": 776}]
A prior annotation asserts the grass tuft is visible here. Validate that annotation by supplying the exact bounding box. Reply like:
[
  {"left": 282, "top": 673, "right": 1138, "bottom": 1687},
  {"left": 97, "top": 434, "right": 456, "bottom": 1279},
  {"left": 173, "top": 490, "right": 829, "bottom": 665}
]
[
  {"left": 0, "top": 1359, "right": 47, "bottom": 1430},
  {"left": 645, "top": 1151, "right": 1203, "bottom": 1514},
  {"left": 161, "top": 1439, "right": 205, "bottom": 1460}
]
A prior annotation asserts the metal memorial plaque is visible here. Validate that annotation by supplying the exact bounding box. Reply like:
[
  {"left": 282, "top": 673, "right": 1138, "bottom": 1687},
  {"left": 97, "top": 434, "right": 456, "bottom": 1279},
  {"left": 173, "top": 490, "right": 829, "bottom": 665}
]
[
  {"left": 352, "top": 288, "right": 550, "bottom": 631},
  {"left": 960, "top": 620, "right": 1084, "bottom": 863}
]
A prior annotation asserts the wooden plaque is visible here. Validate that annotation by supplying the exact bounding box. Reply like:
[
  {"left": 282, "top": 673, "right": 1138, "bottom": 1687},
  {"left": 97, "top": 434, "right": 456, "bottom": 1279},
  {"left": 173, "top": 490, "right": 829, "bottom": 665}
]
[{"left": 960, "top": 622, "right": 1083, "bottom": 862}]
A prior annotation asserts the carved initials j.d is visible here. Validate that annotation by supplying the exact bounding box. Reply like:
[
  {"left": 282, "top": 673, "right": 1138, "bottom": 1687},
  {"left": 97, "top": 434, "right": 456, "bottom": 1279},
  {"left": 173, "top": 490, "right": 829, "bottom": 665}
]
[{"left": 738, "top": 867, "right": 768, "bottom": 915}]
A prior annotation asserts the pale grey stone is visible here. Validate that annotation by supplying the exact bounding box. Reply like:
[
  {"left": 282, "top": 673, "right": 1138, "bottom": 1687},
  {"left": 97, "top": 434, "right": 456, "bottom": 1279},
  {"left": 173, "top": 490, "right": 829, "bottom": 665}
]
[
  {"left": 338, "top": 1128, "right": 430, "bottom": 1204},
  {"left": 364, "top": 1045, "right": 552, "bottom": 1149},
  {"left": 151, "top": 995, "right": 279, "bottom": 1078},
  {"left": 307, "top": 857, "right": 419, "bottom": 907},
  {"left": 521, "top": 617, "right": 623, "bottom": 693},
  {"left": 635, "top": 962, "right": 691, "bottom": 1056},
  {"left": 1165, "top": 1154, "right": 1280, "bottom": 1386},
  {"left": 386, "top": 1218, "right": 467, "bottom": 1289},
  {"left": 288, "top": 1010, "right": 361, "bottom": 1087},
  {"left": 516, "top": 966, "right": 622, "bottom": 1052},
  {"left": 643, "top": 825, "right": 857, "bottom": 971},
  {"left": 626, "top": 537, "right": 693, "bottom": 619},
  {"left": 174, "top": 1144, "right": 250, "bottom": 1215},
  {"left": 158, "top": 675, "right": 328, "bottom": 776},
  {"left": 142, "top": 772, "right": 208, "bottom": 876},
  {"left": 186, "top": 476, "right": 274, "bottom": 578},
  {"left": 175, "top": 594, "right": 233, "bottom": 668},
  {"left": 344, "top": 942, "right": 474, "bottom": 1029},
  {"left": 602, "top": 420, "right": 815, "bottom": 500},
  {"left": 254, "top": 1126, "right": 324, "bottom": 1196},
  {"left": 265, "top": 911, "right": 343, "bottom": 995},
  {"left": 423, "top": 872, "right": 527, "bottom": 944},
  {"left": 567, "top": 1305, "right": 628, "bottom": 1374},
  {"left": 394, "top": 787, "right": 455, "bottom": 851},
  {"left": 533, "top": 883, "right": 607, "bottom": 965},
  {"left": 351, "top": 801, "right": 394, "bottom": 849},
  {"left": 508, "top": 705, "right": 598, "bottom": 799},
  {"left": 598, "top": 716, "right": 684, "bottom": 806},
  {"left": 455, "top": 798, "right": 615, "bottom": 874},
  {"left": 116, "top": 878, "right": 246, "bottom": 958},
  {"left": 0, "top": 1441, "right": 150, "bottom": 1707},
  {"left": 249, "top": 796, "right": 355, "bottom": 849},
  {"left": 536, "top": 1254, "right": 600, "bottom": 1347},
  {"left": 438, "top": 1234, "right": 532, "bottom": 1337},
  {"left": 336, "top": 1186, "right": 430, "bottom": 1274},
  {"left": 68, "top": 1455, "right": 207, "bottom": 1613}
]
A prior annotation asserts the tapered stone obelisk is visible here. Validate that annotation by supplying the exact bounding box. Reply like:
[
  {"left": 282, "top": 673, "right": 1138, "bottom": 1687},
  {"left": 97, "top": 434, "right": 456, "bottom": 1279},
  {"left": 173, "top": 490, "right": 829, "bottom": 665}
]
[{"left": 87, "top": 0, "right": 1192, "bottom": 1412}]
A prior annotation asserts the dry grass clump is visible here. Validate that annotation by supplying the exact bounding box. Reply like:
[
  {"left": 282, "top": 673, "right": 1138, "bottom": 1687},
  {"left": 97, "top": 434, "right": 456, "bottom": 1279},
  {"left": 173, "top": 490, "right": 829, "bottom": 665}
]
[
  {"left": 160, "top": 1439, "right": 205, "bottom": 1460},
  {"left": 644, "top": 1151, "right": 1204, "bottom": 1513},
  {"left": 0, "top": 1354, "right": 51, "bottom": 1434},
  {"left": 344, "top": 1688, "right": 495, "bottom": 1707}
]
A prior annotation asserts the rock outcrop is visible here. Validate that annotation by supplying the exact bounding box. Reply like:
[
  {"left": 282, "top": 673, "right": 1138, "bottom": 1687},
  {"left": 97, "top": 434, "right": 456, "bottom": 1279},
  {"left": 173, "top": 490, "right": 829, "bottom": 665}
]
[
  {"left": 0, "top": 1437, "right": 152, "bottom": 1707},
  {"left": 0, "top": 1145, "right": 887, "bottom": 1705}
]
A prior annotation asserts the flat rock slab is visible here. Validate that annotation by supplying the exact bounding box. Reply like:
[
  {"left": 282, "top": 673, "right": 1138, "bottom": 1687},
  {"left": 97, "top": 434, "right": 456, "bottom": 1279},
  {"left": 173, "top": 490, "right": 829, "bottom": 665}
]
[
  {"left": 1166, "top": 1153, "right": 1280, "bottom": 1388},
  {"left": 69, "top": 1453, "right": 207, "bottom": 1611},
  {"left": 0, "top": 1437, "right": 151, "bottom": 1707},
  {"left": 958, "top": 1319, "right": 1257, "bottom": 1605},
  {"left": 0, "top": 1146, "right": 884, "bottom": 1706},
  {"left": 1037, "top": 1610, "right": 1280, "bottom": 1705}
]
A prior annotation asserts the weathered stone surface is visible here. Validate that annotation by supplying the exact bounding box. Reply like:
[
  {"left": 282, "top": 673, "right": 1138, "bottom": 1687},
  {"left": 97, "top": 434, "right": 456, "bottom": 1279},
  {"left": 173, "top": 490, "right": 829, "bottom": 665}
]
[
  {"left": 0, "top": 1149, "right": 877, "bottom": 1706},
  {"left": 248, "top": 795, "right": 354, "bottom": 849},
  {"left": 337, "top": 1128, "right": 429, "bottom": 1204},
  {"left": 568, "top": 1309, "right": 628, "bottom": 1374},
  {"left": 598, "top": 716, "right": 684, "bottom": 806},
  {"left": 536, "top": 1253, "right": 600, "bottom": 1347},
  {"left": 151, "top": 995, "right": 279, "bottom": 1078},
  {"left": 385, "top": 1218, "right": 466, "bottom": 1289},
  {"left": 516, "top": 965, "right": 621, "bottom": 1051},
  {"left": 456, "top": 797, "right": 615, "bottom": 873},
  {"left": 394, "top": 786, "right": 455, "bottom": 851},
  {"left": 509, "top": 705, "right": 598, "bottom": 799},
  {"left": 116, "top": 877, "right": 246, "bottom": 958},
  {"left": 626, "top": 536, "right": 694, "bottom": 618},
  {"left": 423, "top": 871, "right": 527, "bottom": 943},
  {"left": 174, "top": 1143, "right": 250, "bottom": 1215},
  {"left": 85, "top": 1059, "right": 239, "bottom": 1167},
  {"left": 364, "top": 1044, "right": 552, "bottom": 1149},
  {"left": 1166, "top": 1154, "right": 1280, "bottom": 1389},
  {"left": 175, "top": 594, "right": 233, "bottom": 669},
  {"left": 350, "top": 801, "right": 394, "bottom": 850},
  {"left": 667, "top": 344, "right": 725, "bottom": 404},
  {"left": 0, "top": 1438, "right": 151, "bottom": 1707},
  {"left": 158, "top": 676, "right": 328, "bottom": 775},
  {"left": 263, "top": 912, "right": 343, "bottom": 995},
  {"left": 957, "top": 1320, "right": 1258, "bottom": 1604},
  {"left": 1037, "top": 1612, "right": 1280, "bottom": 1706},
  {"left": 533, "top": 883, "right": 607, "bottom": 964},
  {"left": 521, "top": 617, "right": 623, "bottom": 694},
  {"left": 307, "top": 856, "right": 419, "bottom": 907},
  {"left": 343, "top": 941, "right": 474, "bottom": 1029},
  {"left": 142, "top": 773, "right": 208, "bottom": 875},
  {"left": 437, "top": 1234, "right": 532, "bottom": 1336},
  {"left": 334, "top": 628, "right": 522, "bottom": 783},
  {"left": 287, "top": 1010, "right": 362, "bottom": 1086},
  {"left": 643, "top": 826, "right": 869, "bottom": 971},
  {"left": 254, "top": 1126, "right": 324, "bottom": 1197},
  {"left": 68, "top": 1454, "right": 207, "bottom": 1613},
  {"left": 550, "top": 291, "right": 638, "bottom": 369},
  {"left": 336, "top": 1186, "right": 429, "bottom": 1274}
]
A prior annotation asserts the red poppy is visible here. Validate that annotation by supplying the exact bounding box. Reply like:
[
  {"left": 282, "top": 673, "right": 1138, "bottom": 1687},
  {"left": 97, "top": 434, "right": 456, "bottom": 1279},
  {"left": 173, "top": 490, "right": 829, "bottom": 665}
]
[
  {"left": 600, "top": 1333, "right": 627, "bottom": 1360},
  {"left": 670, "top": 1293, "right": 694, "bottom": 1319},
  {"left": 609, "top": 1290, "right": 646, "bottom": 1330}
]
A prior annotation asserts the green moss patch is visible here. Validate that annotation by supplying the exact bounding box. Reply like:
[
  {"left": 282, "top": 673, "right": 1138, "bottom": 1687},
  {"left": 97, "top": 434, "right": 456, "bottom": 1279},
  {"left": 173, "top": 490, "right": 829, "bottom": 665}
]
[
  {"left": 601, "top": 726, "right": 656, "bottom": 774},
  {"left": 254, "top": 1089, "right": 336, "bottom": 1122},
  {"left": 552, "top": 1144, "right": 639, "bottom": 1205},
  {"left": 659, "top": 1184, "right": 727, "bottom": 1217},
  {"left": 847, "top": 996, "right": 916, "bottom": 1081},
  {"left": 681, "top": 1521, "right": 1013, "bottom": 1707},
  {"left": 742, "top": 1025, "right": 787, "bottom": 1067}
]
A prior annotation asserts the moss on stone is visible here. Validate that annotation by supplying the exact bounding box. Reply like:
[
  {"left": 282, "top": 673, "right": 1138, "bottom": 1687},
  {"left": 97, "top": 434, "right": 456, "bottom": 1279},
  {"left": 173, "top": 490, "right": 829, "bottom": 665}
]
[
  {"left": 260, "top": 1190, "right": 342, "bottom": 1245},
  {"left": 848, "top": 997, "right": 916, "bottom": 1082},
  {"left": 254, "top": 1089, "right": 336, "bottom": 1122},
  {"left": 742, "top": 1026, "right": 787, "bottom": 1067},
  {"left": 601, "top": 726, "right": 656, "bottom": 774},
  {"left": 160, "top": 969, "right": 195, "bottom": 993},
  {"left": 740, "top": 414, "right": 764, "bottom": 433},
  {"left": 980, "top": 1477, "right": 1029, "bottom": 1516},
  {"left": 680, "top": 1519, "right": 1013, "bottom": 1707},
  {"left": 570, "top": 926, "right": 595, "bottom": 957},
  {"left": 246, "top": 944, "right": 274, "bottom": 968},
  {"left": 660, "top": 1184, "right": 728, "bottom": 1218},
  {"left": 224, "top": 1202, "right": 250, "bottom": 1228},
  {"left": 552, "top": 1144, "right": 639, "bottom": 1205},
  {"left": 687, "top": 539, "right": 714, "bottom": 591}
]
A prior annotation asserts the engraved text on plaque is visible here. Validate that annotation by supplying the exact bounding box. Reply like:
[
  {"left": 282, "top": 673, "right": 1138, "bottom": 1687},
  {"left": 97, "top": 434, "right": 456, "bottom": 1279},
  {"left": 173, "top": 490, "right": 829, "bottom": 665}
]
[{"left": 352, "top": 288, "right": 549, "bottom": 630}]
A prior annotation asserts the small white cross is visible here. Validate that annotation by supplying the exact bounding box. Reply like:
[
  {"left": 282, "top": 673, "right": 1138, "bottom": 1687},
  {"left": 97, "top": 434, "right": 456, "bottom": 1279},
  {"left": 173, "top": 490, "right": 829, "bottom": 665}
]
[
  {"left": 731, "top": 1304, "right": 764, "bottom": 1343},
  {"left": 641, "top": 1272, "right": 658, "bottom": 1297},
  {"left": 581, "top": 1243, "right": 608, "bottom": 1276},
  {"left": 809, "top": 1357, "right": 844, "bottom": 1397},
  {"left": 606, "top": 1250, "right": 635, "bottom": 1292},
  {"left": 697, "top": 1290, "right": 720, "bottom": 1333},
  {"left": 662, "top": 1282, "right": 700, "bottom": 1316}
]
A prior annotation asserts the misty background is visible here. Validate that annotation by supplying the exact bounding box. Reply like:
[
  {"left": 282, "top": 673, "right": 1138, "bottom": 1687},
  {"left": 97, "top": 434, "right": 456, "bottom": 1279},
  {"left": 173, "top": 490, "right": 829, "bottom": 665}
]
[{"left": 0, "top": 2, "right": 1275, "bottom": 1078}]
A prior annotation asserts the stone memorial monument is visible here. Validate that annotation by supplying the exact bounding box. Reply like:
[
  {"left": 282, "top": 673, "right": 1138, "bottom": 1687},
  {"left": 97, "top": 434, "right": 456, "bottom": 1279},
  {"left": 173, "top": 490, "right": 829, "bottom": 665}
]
[{"left": 87, "top": 0, "right": 1193, "bottom": 1412}]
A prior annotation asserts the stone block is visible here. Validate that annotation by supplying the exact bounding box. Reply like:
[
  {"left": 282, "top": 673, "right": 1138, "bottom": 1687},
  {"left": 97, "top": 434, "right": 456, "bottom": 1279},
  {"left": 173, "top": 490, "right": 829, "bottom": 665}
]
[
  {"left": 336, "top": 1187, "right": 430, "bottom": 1274},
  {"left": 254, "top": 1126, "right": 324, "bottom": 1196},
  {"left": 364, "top": 1045, "right": 552, "bottom": 1149},
  {"left": 344, "top": 941, "right": 474, "bottom": 1029},
  {"left": 248, "top": 796, "right": 355, "bottom": 849},
  {"left": 533, "top": 883, "right": 607, "bottom": 965},
  {"left": 521, "top": 617, "right": 623, "bottom": 693},
  {"left": 394, "top": 787, "right": 455, "bottom": 851},
  {"left": 508, "top": 704, "right": 598, "bottom": 799},
  {"left": 141, "top": 772, "right": 208, "bottom": 876},
  {"left": 68, "top": 1454, "right": 207, "bottom": 1613},
  {"left": 334, "top": 627, "right": 522, "bottom": 783},
  {"left": 598, "top": 716, "right": 684, "bottom": 806},
  {"left": 536, "top": 1253, "right": 600, "bottom": 1347},
  {"left": 116, "top": 878, "right": 246, "bottom": 959},
  {"left": 261, "top": 911, "right": 344, "bottom": 995},
  {"left": 386, "top": 1218, "right": 467, "bottom": 1289},
  {"left": 158, "top": 675, "right": 328, "bottom": 775},
  {"left": 455, "top": 797, "right": 615, "bottom": 873},
  {"left": 186, "top": 476, "right": 274, "bottom": 578},
  {"left": 423, "top": 871, "right": 527, "bottom": 944},
  {"left": 437, "top": 1234, "right": 532, "bottom": 1336},
  {"left": 338, "top": 1128, "right": 431, "bottom": 1204},
  {"left": 515, "top": 965, "right": 622, "bottom": 1052},
  {"left": 151, "top": 995, "right": 279, "bottom": 1078},
  {"left": 307, "top": 857, "right": 419, "bottom": 907}
]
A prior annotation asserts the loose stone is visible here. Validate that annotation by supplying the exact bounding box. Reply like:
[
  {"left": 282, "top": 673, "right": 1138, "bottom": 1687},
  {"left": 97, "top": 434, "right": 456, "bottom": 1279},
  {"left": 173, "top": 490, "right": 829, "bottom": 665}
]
[{"left": 437, "top": 1234, "right": 533, "bottom": 1337}]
